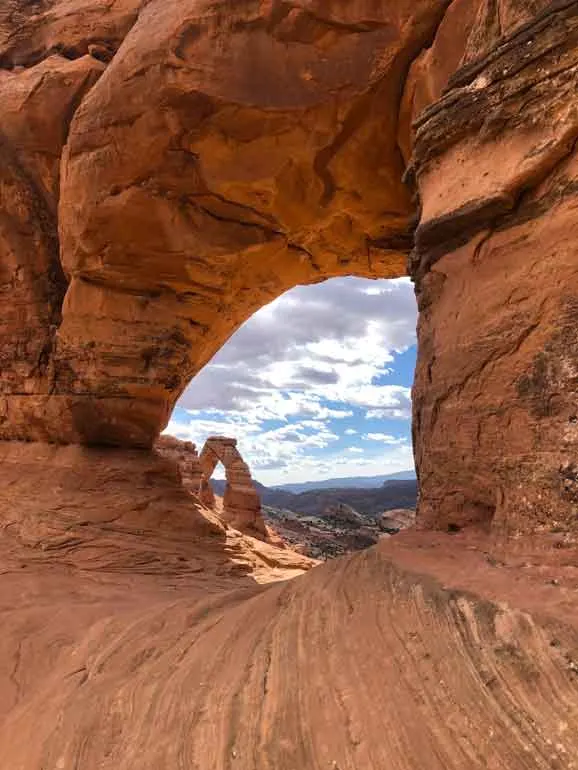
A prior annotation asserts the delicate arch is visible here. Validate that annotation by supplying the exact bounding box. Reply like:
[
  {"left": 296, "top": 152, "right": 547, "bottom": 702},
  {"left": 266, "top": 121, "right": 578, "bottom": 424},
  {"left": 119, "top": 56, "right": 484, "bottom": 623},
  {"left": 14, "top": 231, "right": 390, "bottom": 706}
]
[{"left": 198, "top": 437, "right": 265, "bottom": 536}]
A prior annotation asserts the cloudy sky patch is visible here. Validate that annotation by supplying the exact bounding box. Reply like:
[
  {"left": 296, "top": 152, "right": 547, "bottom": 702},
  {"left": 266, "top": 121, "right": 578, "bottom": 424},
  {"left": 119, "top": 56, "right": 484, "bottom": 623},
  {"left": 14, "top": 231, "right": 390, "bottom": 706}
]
[{"left": 167, "top": 276, "right": 418, "bottom": 485}]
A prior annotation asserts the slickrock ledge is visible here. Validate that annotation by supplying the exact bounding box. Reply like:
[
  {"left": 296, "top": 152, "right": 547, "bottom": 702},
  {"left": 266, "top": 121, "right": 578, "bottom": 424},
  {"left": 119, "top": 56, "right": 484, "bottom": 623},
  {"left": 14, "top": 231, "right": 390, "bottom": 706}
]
[{"left": 1, "top": 515, "right": 578, "bottom": 769}]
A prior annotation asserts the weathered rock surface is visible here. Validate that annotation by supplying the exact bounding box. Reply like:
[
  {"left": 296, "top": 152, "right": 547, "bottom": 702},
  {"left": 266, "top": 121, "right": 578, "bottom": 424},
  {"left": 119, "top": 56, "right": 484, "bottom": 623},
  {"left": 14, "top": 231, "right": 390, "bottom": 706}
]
[
  {"left": 0, "top": 0, "right": 575, "bottom": 538},
  {"left": 155, "top": 433, "right": 203, "bottom": 492},
  {"left": 0, "top": 441, "right": 312, "bottom": 580},
  {"left": 1, "top": 0, "right": 452, "bottom": 447},
  {"left": 2, "top": 497, "right": 578, "bottom": 769},
  {"left": 380, "top": 507, "right": 417, "bottom": 533},
  {"left": 408, "top": 0, "right": 578, "bottom": 533},
  {"left": 1, "top": 2, "right": 578, "bottom": 767},
  {"left": 198, "top": 436, "right": 267, "bottom": 536},
  {"left": 0, "top": 0, "right": 143, "bottom": 443}
]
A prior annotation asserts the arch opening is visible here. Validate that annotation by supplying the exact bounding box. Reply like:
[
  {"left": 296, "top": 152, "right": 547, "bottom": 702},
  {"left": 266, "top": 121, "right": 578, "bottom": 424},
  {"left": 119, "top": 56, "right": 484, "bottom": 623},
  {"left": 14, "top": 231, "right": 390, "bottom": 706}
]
[
  {"left": 162, "top": 276, "right": 432, "bottom": 550},
  {"left": 168, "top": 277, "right": 417, "bottom": 485}
]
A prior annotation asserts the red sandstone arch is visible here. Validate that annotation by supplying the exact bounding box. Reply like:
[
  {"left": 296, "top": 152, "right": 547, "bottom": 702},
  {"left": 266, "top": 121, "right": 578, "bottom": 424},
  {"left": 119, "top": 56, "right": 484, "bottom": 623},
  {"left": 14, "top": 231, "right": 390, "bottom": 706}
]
[
  {"left": 198, "top": 437, "right": 266, "bottom": 536},
  {"left": 4, "top": 0, "right": 450, "bottom": 448},
  {"left": 1, "top": 0, "right": 577, "bottom": 534}
]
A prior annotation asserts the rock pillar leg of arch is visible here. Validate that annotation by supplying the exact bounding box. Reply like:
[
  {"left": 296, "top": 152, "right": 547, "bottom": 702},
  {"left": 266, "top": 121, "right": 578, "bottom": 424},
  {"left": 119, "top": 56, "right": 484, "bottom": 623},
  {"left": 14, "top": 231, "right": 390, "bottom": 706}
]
[{"left": 408, "top": 5, "right": 578, "bottom": 535}]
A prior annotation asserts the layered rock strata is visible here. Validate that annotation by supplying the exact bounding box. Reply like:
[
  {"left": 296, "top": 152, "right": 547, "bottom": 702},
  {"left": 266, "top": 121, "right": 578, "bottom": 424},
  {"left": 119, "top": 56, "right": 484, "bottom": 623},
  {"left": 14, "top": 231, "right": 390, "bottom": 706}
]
[
  {"left": 1, "top": 0, "right": 576, "bottom": 537},
  {"left": 1, "top": 519, "right": 578, "bottom": 769},
  {"left": 154, "top": 434, "right": 202, "bottom": 492},
  {"left": 0, "top": 441, "right": 312, "bottom": 581},
  {"left": 1, "top": 0, "right": 451, "bottom": 447},
  {"left": 407, "top": 0, "right": 578, "bottom": 533},
  {"left": 1, "top": 2, "right": 578, "bottom": 767}
]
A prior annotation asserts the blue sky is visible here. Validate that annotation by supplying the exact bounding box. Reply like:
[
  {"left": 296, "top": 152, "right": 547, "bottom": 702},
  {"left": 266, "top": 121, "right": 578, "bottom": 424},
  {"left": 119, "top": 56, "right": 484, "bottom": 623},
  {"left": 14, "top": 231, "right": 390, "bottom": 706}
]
[{"left": 165, "top": 277, "right": 417, "bottom": 485}]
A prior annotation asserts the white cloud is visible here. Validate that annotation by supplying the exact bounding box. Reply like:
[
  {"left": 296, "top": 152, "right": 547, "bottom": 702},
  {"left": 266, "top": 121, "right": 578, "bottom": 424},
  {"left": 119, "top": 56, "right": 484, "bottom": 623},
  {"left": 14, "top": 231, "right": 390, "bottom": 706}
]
[
  {"left": 166, "top": 413, "right": 349, "bottom": 482},
  {"left": 364, "top": 433, "right": 407, "bottom": 444},
  {"left": 178, "top": 277, "right": 416, "bottom": 418},
  {"left": 168, "top": 407, "right": 416, "bottom": 484},
  {"left": 167, "top": 277, "right": 417, "bottom": 484}
]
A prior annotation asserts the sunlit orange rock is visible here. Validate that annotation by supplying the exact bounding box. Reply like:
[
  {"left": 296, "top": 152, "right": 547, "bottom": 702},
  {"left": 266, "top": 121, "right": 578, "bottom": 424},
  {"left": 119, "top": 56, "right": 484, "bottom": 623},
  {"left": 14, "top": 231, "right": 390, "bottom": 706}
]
[
  {"left": 0, "top": 3, "right": 578, "bottom": 767},
  {"left": 199, "top": 436, "right": 267, "bottom": 537}
]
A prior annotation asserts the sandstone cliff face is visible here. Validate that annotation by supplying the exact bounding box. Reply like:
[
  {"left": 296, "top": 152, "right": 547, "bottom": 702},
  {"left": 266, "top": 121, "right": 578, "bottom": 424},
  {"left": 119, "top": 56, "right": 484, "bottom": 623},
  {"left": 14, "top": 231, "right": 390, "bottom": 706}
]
[
  {"left": 0, "top": 0, "right": 142, "bottom": 443},
  {"left": 2, "top": 0, "right": 451, "bottom": 447},
  {"left": 154, "top": 434, "right": 203, "bottom": 492},
  {"left": 407, "top": 1, "right": 578, "bottom": 532}
]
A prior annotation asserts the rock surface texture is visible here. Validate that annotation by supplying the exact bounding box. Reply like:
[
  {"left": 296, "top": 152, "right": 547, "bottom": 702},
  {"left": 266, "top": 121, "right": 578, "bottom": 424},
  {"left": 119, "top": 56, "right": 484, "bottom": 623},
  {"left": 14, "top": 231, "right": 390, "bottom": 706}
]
[
  {"left": 155, "top": 433, "right": 203, "bottom": 490},
  {"left": 1, "top": 0, "right": 449, "bottom": 447},
  {"left": 0, "top": 0, "right": 575, "bottom": 538},
  {"left": 2, "top": 494, "right": 578, "bottom": 770},
  {"left": 409, "top": 0, "right": 578, "bottom": 533},
  {"left": 1, "top": 1, "right": 578, "bottom": 767},
  {"left": 198, "top": 437, "right": 264, "bottom": 534}
]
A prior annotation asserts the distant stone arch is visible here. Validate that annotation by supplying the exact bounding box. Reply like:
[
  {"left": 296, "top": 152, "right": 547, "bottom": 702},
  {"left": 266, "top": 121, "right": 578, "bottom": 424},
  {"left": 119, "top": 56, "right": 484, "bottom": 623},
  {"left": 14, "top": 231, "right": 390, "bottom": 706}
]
[{"left": 198, "top": 437, "right": 265, "bottom": 537}]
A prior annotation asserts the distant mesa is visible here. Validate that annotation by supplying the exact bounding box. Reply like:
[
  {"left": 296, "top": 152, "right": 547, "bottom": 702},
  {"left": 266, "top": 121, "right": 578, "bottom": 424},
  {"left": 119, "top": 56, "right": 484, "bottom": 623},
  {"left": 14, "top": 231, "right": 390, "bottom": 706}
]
[
  {"left": 263, "top": 499, "right": 417, "bottom": 560},
  {"left": 273, "top": 470, "right": 417, "bottom": 493},
  {"left": 214, "top": 462, "right": 418, "bottom": 560}
]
